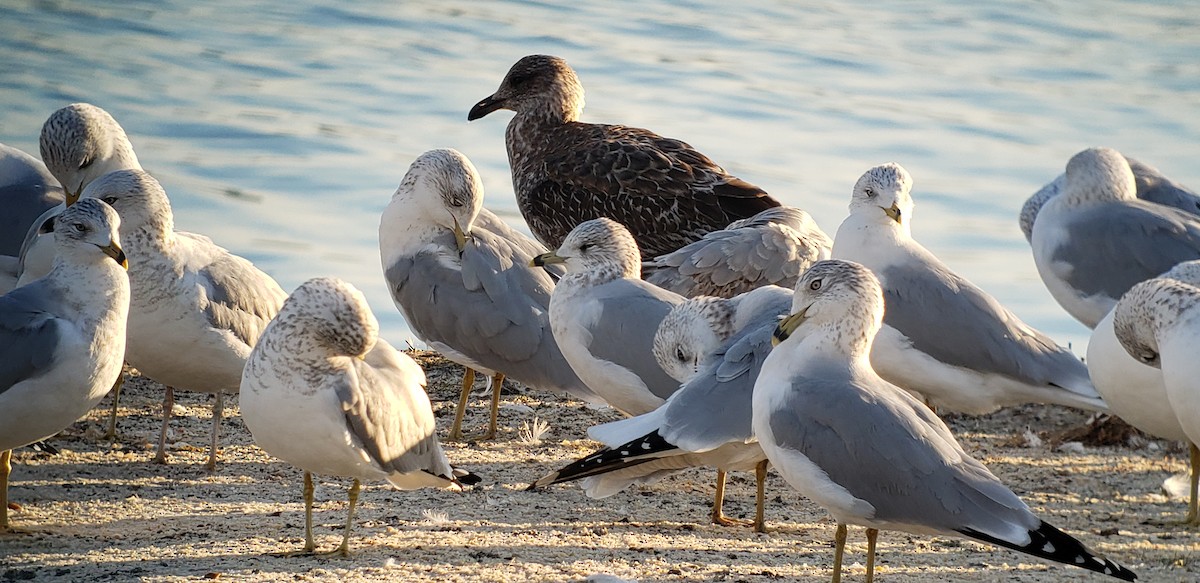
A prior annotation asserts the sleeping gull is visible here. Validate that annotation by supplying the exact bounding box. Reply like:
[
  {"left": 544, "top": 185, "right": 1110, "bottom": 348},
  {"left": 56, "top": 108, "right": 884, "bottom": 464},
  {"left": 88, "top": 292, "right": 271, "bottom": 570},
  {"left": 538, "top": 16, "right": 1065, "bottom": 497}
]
[
  {"left": 81, "top": 169, "right": 287, "bottom": 469},
  {"left": 1112, "top": 275, "right": 1200, "bottom": 527},
  {"left": 531, "top": 218, "right": 683, "bottom": 416},
  {"left": 1, "top": 198, "right": 129, "bottom": 531},
  {"left": 833, "top": 163, "right": 1106, "bottom": 414},
  {"left": 380, "top": 149, "right": 601, "bottom": 440},
  {"left": 1020, "top": 152, "right": 1200, "bottom": 243},
  {"left": 1030, "top": 147, "right": 1200, "bottom": 328},
  {"left": 643, "top": 206, "right": 831, "bottom": 298},
  {"left": 1088, "top": 260, "right": 1200, "bottom": 525},
  {"left": 0, "top": 142, "right": 62, "bottom": 258},
  {"left": 241, "top": 277, "right": 478, "bottom": 555},
  {"left": 753, "top": 260, "right": 1137, "bottom": 581},
  {"left": 468, "top": 54, "right": 781, "bottom": 258},
  {"left": 530, "top": 285, "right": 792, "bottom": 531}
]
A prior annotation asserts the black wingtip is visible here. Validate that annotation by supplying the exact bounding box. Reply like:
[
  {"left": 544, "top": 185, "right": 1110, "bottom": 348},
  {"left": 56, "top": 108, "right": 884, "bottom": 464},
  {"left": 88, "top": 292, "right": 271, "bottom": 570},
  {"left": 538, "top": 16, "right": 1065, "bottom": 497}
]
[
  {"left": 958, "top": 521, "right": 1137, "bottom": 581},
  {"left": 452, "top": 468, "right": 483, "bottom": 486},
  {"left": 533, "top": 430, "right": 680, "bottom": 488}
]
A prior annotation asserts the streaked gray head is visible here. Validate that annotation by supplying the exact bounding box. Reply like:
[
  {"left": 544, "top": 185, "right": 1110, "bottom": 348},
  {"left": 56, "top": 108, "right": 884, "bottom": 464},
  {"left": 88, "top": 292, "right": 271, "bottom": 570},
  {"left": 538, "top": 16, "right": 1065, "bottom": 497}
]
[
  {"left": 80, "top": 169, "right": 173, "bottom": 235},
  {"left": 776, "top": 260, "right": 884, "bottom": 353},
  {"left": 1019, "top": 175, "right": 1061, "bottom": 242},
  {"left": 849, "top": 163, "right": 914, "bottom": 227},
  {"left": 53, "top": 197, "right": 125, "bottom": 267},
  {"left": 468, "top": 54, "right": 585, "bottom": 123},
  {"left": 39, "top": 103, "right": 140, "bottom": 201},
  {"left": 1112, "top": 277, "right": 1200, "bottom": 369},
  {"left": 653, "top": 296, "right": 735, "bottom": 382},
  {"left": 280, "top": 277, "right": 380, "bottom": 358},
  {"left": 396, "top": 148, "right": 484, "bottom": 235},
  {"left": 554, "top": 217, "right": 642, "bottom": 278},
  {"left": 1162, "top": 259, "right": 1200, "bottom": 286},
  {"left": 1062, "top": 147, "right": 1137, "bottom": 204}
]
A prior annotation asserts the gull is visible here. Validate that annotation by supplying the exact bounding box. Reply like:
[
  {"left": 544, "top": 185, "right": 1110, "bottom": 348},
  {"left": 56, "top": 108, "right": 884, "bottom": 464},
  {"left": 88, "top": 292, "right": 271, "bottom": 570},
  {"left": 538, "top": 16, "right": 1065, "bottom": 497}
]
[
  {"left": 1, "top": 198, "right": 129, "bottom": 531},
  {"left": 241, "top": 277, "right": 477, "bottom": 555},
  {"left": 1031, "top": 147, "right": 1200, "bottom": 328},
  {"left": 531, "top": 217, "right": 683, "bottom": 416},
  {"left": 530, "top": 285, "right": 791, "bottom": 531},
  {"left": 753, "top": 259, "right": 1137, "bottom": 581},
  {"left": 1111, "top": 274, "right": 1200, "bottom": 527},
  {"left": 833, "top": 163, "right": 1105, "bottom": 414},
  {"left": 1020, "top": 152, "right": 1200, "bottom": 243},
  {"left": 380, "top": 149, "right": 601, "bottom": 440},
  {"left": 468, "top": 54, "right": 780, "bottom": 258},
  {"left": 81, "top": 169, "right": 287, "bottom": 469},
  {"left": 0, "top": 142, "right": 62, "bottom": 258},
  {"left": 18, "top": 103, "right": 142, "bottom": 287},
  {"left": 643, "top": 206, "right": 832, "bottom": 298}
]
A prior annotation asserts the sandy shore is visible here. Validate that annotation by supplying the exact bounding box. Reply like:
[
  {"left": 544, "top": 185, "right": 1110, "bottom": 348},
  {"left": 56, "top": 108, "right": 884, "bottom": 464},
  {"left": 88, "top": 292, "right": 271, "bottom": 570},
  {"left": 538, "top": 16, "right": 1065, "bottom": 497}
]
[{"left": 1, "top": 351, "right": 1197, "bottom": 582}]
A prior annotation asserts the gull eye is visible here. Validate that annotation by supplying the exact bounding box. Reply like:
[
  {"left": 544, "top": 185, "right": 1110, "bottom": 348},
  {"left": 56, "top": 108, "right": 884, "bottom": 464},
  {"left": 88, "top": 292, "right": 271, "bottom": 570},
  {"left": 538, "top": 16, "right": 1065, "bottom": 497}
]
[
  {"left": 508, "top": 72, "right": 533, "bottom": 86},
  {"left": 71, "top": 222, "right": 87, "bottom": 234},
  {"left": 809, "top": 279, "right": 823, "bottom": 291},
  {"left": 864, "top": 188, "right": 876, "bottom": 198},
  {"left": 578, "top": 243, "right": 591, "bottom": 253},
  {"left": 79, "top": 156, "right": 95, "bottom": 170},
  {"left": 1139, "top": 352, "right": 1158, "bottom": 365},
  {"left": 675, "top": 347, "right": 687, "bottom": 361},
  {"left": 102, "top": 196, "right": 118, "bottom": 205}
]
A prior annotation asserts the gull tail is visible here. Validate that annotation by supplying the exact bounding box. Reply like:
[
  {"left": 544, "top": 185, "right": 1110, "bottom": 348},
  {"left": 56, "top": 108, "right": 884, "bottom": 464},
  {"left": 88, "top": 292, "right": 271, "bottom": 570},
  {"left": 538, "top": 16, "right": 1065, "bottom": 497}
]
[
  {"left": 526, "top": 430, "right": 677, "bottom": 490},
  {"left": 958, "top": 521, "right": 1136, "bottom": 581}
]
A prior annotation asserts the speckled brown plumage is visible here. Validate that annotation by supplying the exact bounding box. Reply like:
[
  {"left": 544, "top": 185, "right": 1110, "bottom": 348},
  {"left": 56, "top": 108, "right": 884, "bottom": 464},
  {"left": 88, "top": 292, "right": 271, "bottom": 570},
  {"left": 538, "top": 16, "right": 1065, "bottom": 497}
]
[{"left": 469, "top": 55, "right": 780, "bottom": 258}]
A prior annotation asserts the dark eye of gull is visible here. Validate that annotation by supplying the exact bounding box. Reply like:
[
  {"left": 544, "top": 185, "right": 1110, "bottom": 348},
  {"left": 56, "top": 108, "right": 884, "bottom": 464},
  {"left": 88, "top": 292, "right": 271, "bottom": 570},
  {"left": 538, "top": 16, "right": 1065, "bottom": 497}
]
[
  {"left": 809, "top": 279, "right": 823, "bottom": 291},
  {"left": 102, "top": 196, "right": 118, "bottom": 205}
]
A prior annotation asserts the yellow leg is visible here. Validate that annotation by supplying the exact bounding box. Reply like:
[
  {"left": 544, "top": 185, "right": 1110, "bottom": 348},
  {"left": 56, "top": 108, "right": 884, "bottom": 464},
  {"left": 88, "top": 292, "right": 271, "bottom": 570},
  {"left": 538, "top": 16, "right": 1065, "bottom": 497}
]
[
  {"left": 483, "top": 373, "right": 505, "bottom": 440},
  {"left": 1187, "top": 443, "right": 1199, "bottom": 527},
  {"left": 105, "top": 372, "right": 125, "bottom": 440},
  {"left": 329, "top": 478, "right": 361, "bottom": 557},
  {"left": 302, "top": 471, "right": 316, "bottom": 553},
  {"left": 1, "top": 449, "right": 11, "bottom": 531},
  {"left": 206, "top": 392, "right": 224, "bottom": 471},
  {"left": 865, "top": 528, "right": 878, "bottom": 583},
  {"left": 754, "top": 459, "right": 769, "bottom": 533},
  {"left": 710, "top": 469, "right": 733, "bottom": 525},
  {"left": 448, "top": 368, "right": 475, "bottom": 441},
  {"left": 153, "top": 386, "right": 175, "bottom": 464},
  {"left": 831, "top": 523, "right": 847, "bottom": 583}
]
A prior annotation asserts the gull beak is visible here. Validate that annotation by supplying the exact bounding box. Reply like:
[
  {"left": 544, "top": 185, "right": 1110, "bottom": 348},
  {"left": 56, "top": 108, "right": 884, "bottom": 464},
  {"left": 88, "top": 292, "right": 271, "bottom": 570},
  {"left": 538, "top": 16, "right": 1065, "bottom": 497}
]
[
  {"left": 468, "top": 94, "right": 505, "bottom": 121},
  {"left": 451, "top": 216, "right": 470, "bottom": 253},
  {"left": 530, "top": 251, "right": 565, "bottom": 267},
  {"left": 882, "top": 203, "right": 902, "bottom": 223},
  {"left": 771, "top": 306, "right": 810, "bottom": 347},
  {"left": 65, "top": 182, "right": 84, "bottom": 206},
  {"left": 100, "top": 240, "right": 128, "bottom": 269}
]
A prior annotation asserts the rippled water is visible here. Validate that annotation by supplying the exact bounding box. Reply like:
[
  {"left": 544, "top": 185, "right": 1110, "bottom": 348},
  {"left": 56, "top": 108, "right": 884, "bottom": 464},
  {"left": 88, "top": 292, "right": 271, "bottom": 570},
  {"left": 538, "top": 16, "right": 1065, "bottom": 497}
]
[{"left": 2, "top": 0, "right": 1198, "bottom": 351}]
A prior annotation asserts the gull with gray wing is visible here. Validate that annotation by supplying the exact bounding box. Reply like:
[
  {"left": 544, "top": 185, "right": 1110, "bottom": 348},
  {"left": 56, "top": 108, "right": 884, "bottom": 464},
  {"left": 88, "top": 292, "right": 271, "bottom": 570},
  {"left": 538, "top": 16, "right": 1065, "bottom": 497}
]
[
  {"left": 1, "top": 198, "right": 129, "bottom": 530},
  {"left": 754, "top": 260, "right": 1137, "bottom": 581},
  {"left": 0, "top": 142, "right": 63, "bottom": 260},
  {"left": 1031, "top": 147, "right": 1200, "bottom": 328},
  {"left": 80, "top": 169, "right": 287, "bottom": 470},
  {"left": 834, "top": 163, "right": 1106, "bottom": 414},
  {"left": 241, "top": 277, "right": 477, "bottom": 555},
  {"left": 381, "top": 149, "right": 601, "bottom": 441},
  {"left": 468, "top": 54, "right": 780, "bottom": 258}
]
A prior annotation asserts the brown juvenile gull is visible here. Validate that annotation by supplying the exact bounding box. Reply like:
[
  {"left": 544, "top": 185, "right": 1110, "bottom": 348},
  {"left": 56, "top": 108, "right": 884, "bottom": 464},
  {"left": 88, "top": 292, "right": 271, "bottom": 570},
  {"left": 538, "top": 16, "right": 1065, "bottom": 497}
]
[
  {"left": 755, "top": 260, "right": 1137, "bottom": 581},
  {"left": 531, "top": 218, "right": 683, "bottom": 416},
  {"left": 1020, "top": 151, "right": 1200, "bottom": 243},
  {"left": 643, "top": 206, "right": 831, "bottom": 298},
  {"left": 380, "top": 149, "right": 602, "bottom": 440},
  {"left": 241, "top": 277, "right": 478, "bottom": 556},
  {"left": 468, "top": 54, "right": 781, "bottom": 258},
  {"left": 81, "top": 169, "right": 288, "bottom": 470},
  {"left": 1, "top": 198, "right": 129, "bottom": 531}
]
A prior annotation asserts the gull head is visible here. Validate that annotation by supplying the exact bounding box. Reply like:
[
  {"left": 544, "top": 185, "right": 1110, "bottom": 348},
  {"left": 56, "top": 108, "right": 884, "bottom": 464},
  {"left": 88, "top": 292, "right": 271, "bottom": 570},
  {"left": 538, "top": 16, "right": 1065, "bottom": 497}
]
[
  {"left": 1112, "top": 277, "right": 1200, "bottom": 369},
  {"left": 653, "top": 296, "right": 735, "bottom": 382},
  {"left": 468, "top": 54, "right": 586, "bottom": 124},
  {"left": 773, "top": 260, "right": 883, "bottom": 350},
  {"left": 531, "top": 218, "right": 641, "bottom": 279},
  {"left": 395, "top": 149, "right": 483, "bottom": 251},
  {"left": 281, "top": 277, "right": 380, "bottom": 359},
  {"left": 848, "top": 163, "right": 914, "bottom": 229},
  {"left": 80, "top": 169, "right": 174, "bottom": 236},
  {"left": 40, "top": 103, "right": 141, "bottom": 205},
  {"left": 1062, "top": 147, "right": 1137, "bottom": 205},
  {"left": 54, "top": 197, "right": 126, "bottom": 269}
]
